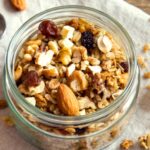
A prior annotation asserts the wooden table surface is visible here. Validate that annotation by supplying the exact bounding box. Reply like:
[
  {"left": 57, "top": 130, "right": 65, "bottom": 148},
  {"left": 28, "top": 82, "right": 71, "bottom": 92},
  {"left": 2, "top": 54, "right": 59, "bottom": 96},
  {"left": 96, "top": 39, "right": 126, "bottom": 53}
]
[{"left": 127, "top": 0, "right": 150, "bottom": 14}]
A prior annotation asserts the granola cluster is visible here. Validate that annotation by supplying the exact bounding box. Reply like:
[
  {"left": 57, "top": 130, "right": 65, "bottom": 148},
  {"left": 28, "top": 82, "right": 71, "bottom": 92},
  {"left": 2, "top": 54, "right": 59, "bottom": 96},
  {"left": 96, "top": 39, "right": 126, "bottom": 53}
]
[
  {"left": 14, "top": 18, "right": 129, "bottom": 116},
  {"left": 120, "top": 139, "right": 133, "bottom": 150},
  {"left": 138, "top": 134, "right": 150, "bottom": 150}
]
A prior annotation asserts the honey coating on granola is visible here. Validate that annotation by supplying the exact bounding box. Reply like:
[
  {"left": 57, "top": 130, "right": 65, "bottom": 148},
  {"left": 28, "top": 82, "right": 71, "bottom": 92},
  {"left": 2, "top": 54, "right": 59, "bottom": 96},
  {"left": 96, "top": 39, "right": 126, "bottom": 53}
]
[{"left": 14, "top": 18, "right": 129, "bottom": 117}]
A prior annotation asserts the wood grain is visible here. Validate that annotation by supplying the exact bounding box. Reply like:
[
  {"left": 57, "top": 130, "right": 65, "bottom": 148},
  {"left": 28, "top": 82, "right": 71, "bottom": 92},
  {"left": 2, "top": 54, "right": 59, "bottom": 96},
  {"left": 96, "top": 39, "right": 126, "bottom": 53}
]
[{"left": 127, "top": 0, "right": 150, "bottom": 14}]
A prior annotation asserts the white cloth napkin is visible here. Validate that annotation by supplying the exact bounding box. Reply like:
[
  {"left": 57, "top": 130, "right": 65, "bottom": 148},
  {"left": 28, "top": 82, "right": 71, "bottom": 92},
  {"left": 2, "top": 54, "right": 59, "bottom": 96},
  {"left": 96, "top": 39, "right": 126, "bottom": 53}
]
[{"left": 0, "top": 0, "right": 150, "bottom": 150}]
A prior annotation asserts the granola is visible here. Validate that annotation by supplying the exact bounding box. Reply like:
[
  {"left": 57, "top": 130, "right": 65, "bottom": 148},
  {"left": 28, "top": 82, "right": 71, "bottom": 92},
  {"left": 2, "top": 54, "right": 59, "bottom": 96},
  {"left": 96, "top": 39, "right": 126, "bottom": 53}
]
[
  {"left": 14, "top": 18, "right": 129, "bottom": 136},
  {"left": 143, "top": 43, "right": 150, "bottom": 53},
  {"left": 138, "top": 133, "right": 150, "bottom": 150},
  {"left": 137, "top": 56, "right": 147, "bottom": 68},
  {"left": 120, "top": 139, "right": 133, "bottom": 150}
]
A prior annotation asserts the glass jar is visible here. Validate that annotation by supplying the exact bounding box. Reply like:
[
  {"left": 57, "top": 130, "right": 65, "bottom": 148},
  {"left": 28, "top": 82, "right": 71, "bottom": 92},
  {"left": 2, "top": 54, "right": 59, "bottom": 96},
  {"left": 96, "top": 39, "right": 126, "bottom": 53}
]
[{"left": 3, "top": 5, "right": 140, "bottom": 150}]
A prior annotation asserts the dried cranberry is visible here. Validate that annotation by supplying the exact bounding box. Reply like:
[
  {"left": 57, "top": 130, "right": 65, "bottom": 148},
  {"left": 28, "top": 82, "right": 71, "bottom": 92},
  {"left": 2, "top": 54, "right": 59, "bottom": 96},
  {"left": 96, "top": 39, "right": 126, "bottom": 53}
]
[
  {"left": 81, "top": 31, "right": 94, "bottom": 50},
  {"left": 120, "top": 62, "right": 128, "bottom": 72},
  {"left": 23, "top": 71, "right": 40, "bottom": 87},
  {"left": 38, "top": 20, "right": 58, "bottom": 38}
]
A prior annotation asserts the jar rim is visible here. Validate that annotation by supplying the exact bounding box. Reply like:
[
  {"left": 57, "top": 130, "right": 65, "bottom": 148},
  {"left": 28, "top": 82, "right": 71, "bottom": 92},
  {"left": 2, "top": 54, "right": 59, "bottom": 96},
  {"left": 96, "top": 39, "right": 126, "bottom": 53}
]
[{"left": 5, "top": 5, "right": 137, "bottom": 125}]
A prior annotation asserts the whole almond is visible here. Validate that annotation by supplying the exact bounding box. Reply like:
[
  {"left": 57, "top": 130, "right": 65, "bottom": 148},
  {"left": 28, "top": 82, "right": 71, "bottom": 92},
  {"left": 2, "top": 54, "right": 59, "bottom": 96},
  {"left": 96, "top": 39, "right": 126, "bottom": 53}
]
[
  {"left": 11, "top": 0, "right": 26, "bottom": 11},
  {"left": 57, "top": 84, "right": 79, "bottom": 116}
]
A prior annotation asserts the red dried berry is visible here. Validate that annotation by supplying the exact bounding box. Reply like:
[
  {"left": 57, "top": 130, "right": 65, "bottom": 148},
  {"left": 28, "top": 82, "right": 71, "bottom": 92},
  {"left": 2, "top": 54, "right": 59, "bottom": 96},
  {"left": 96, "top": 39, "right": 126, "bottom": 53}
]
[
  {"left": 120, "top": 62, "right": 128, "bottom": 72},
  {"left": 38, "top": 20, "right": 58, "bottom": 38},
  {"left": 23, "top": 71, "right": 40, "bottom": 87}
]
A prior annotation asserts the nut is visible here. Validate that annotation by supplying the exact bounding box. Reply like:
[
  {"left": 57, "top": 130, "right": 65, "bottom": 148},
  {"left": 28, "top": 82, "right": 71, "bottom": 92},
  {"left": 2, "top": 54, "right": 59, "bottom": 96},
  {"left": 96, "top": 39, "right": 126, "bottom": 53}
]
[
  {"left": 23, "top": 53, "right": 32, "bottom": 62},
  {"left": 78, "top": 96, "right": 96, "bottom": 110},
  {"left": 25, "top": 97, "right": 36, "bottom": 106},
  {"left": 79, "top": 109, "right": 86, "bottom": 115},
  {"left": 97, "top": 35, "right": 112, "bottom": 53},
  {"left": 98, "top": 99, "right": 109, "bottom": 109},
  {"left": 88, "top": 66, "right": 102, "bottom": 75},
  {"left": 68, "top": 70, "right": 88, "bottom": 92},
  {"left": 35, "top": 50, "right": 54, "bottom": 67},
  {"left": 11, "top": 0, "right": 26, "bottom": 10},
  {"left": 81, "top": 61, "right": 89, "bottom": 71},
  {"left": 66, "top": 64, "right": 76, "bottom": 77},
  {"left": 57, "top": 84, "right": 79, "bottom": 116},
  {"left": 14, "top": 65, "right": 22, "bottom": 81},
  {"left": 42, "top": 66, "right": 59, "bottom": 78},
  {"left": 35, "top": 94, "right": 47, "bottom": 108},
  {"left": 88, "top": 57, "right": 100, "bottom": 66},
  {"left": 58, "top": 39, "right": 73, "bottom": 50},
  {"left": 28, "top": 81, "right": 45, "bottom": 95},
  {"left": 48, "top": 41, "right": 59, "bottom": 54},
  {"left": 25, "top": 40, "right": 41, "bottom": 46},
  {"left": 112, "top": 90, "right": 123, "bottom": 100},
  {"left": 25, "top": 46, "right": 36, "bottom": 56},
  {"left": 72, "top": 31, "right": 81, "bottom": 43},
  {"left": 49, "top": 79, "right": 60, "bottom": 89},
  {"left": 60, "top": 25, "right": 75, "bottom": 39},
  {"left": 58, "top": 50, "right": 71, "bottom": 65}
]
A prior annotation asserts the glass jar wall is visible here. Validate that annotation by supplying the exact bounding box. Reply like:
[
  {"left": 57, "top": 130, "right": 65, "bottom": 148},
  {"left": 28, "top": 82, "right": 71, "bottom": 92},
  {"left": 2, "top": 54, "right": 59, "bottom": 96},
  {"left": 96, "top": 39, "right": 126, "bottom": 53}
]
[{"left": 3, "top": 6, "right": 140, "bottom": 150}]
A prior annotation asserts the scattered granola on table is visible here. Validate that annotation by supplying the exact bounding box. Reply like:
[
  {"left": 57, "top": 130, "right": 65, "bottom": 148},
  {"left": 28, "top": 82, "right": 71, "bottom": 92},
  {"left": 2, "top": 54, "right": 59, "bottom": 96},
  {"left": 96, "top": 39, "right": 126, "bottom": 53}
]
[
  {"left": 0, "top": 116, "right": 14, "bottom": 127},
  {"left": 14, "top": 18, "right": 129, "bottom": 136},
  {"left": 120, "top": 139, "right": 134, "bottom": 150},
  {"left": 137, "top": 56, "right": 147, "bottom": 69},
  {"left": 145, "top": 85, "right": 150, "bottom": 90},
  {"left": 143, "top": 72, "right": 150, "bottom": 79},
  {"left": 143, "top": 43, "right": 150, "bottom": 53},
  {"left": 138, "top": 133, "right": 150, "bottom": 150}
]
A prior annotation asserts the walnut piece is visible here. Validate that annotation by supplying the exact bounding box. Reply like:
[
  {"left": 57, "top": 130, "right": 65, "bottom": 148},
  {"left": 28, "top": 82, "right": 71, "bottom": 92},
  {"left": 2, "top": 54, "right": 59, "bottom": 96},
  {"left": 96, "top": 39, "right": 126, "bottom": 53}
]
[{"left": 68, "top": 70, "right": 88, "bottom": 92}]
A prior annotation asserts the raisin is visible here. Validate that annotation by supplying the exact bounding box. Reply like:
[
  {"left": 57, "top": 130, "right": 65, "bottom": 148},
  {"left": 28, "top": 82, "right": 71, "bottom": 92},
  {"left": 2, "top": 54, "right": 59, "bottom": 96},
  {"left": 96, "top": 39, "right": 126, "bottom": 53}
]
[
  {"left": 81, "top": 31, "right": 94, "bottom": 50},
  {"left": 76, "top": 128, "right": 86, "bottom": 134},
  {"left": 120, "top": 62, "right": 128, "bottom": 72},
  {"left": 23, "top": 71, "right": 40, "bottom": 87},
  {"left": 38, "top": 20, "right": 59, "bottom": 38}
]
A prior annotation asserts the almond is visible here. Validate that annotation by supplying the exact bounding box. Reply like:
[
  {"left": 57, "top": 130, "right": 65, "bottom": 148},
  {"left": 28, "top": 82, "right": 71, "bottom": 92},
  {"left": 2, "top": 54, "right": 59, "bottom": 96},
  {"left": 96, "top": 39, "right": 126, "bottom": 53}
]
[
  {"left": 68, "top": 70, "right": 88, "bottom": 92},
  {"left": 11, "top": 0, "right": 26, "bottom": 10},
  {"left": 57, "top": 84, "right": 79, "bottom": 116}
]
